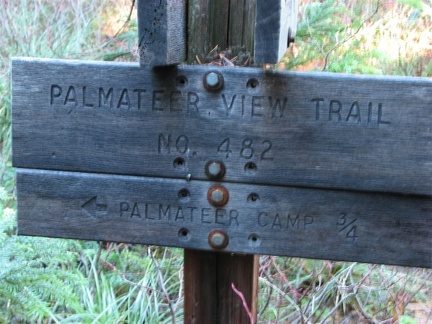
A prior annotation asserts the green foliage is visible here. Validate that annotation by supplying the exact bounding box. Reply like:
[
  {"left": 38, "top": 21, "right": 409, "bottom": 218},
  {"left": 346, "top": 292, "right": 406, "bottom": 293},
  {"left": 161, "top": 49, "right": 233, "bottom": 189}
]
[
  {"left": 74, "top": 244, "right": 183, "bottom": 323},
  {"left": 0, "top": 187, "right": 15, "bottom": 243},
  {"left": 400, "top": 315, "right": 418, "bottom": 324},
  {"left": 0, "top": 76, "right": 14, "bottom": 196},
  {"left": 258, "top": 258, "right": 432, "bottom": 323},
  {"left": 283, "top": 0, "right": 431, "bottom": 77},
  {"left": 0, "top": 0, "right": 145, "bottom": 322},
  {"left": 397, "top": 0, "right": 423, "bottom": 10},
  {"left": 0, "top": 237, "right": 85, "bottom": 322},
  {"left": 283, "top": 0, "right": 379, "bottom": 73}
]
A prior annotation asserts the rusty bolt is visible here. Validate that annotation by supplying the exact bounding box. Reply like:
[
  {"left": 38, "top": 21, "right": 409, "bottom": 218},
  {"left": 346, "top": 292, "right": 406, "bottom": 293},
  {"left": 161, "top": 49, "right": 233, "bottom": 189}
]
[
  {"left": 208, "top": 230, "right": 229, "bottom": 249},
  {"left": 208, "top": 185, "right": 229, "bottom": 206},
  {"left": 203, "top": 71, "right": 224, "bottom": 91},
  {"left": 205, "top": 160, "right": 226, "bottom": 179},
  {"left": 211, "top": 189, "right": 224, "bottom": 202}
]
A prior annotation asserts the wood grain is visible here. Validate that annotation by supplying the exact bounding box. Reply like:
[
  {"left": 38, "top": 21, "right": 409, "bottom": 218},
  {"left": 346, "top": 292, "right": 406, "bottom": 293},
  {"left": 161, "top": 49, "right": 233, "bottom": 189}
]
[
  {"left": 12, "top": 58, "right": 432, "bottom": 196},
  {"left": 184, "top": 250, "right": 258, "bottom": 323},
  {"left": 187, "top": 0, "right": 255, "bottom": 63},
  {"left": 228, "top": 0, "right": 256, "bottom": 56},
  {"left": 16, "top": 169, "right": 432, "bottom": 268},
  {"left": 185, "top": 4, "right": 259, "bottom": 322},
  {"left": 138, "top": 0, "right": 186, "bottom": 65}
]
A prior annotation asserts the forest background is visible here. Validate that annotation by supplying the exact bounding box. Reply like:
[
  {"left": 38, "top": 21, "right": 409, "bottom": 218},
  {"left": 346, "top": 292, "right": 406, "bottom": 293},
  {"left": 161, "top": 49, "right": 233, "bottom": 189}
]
[{"left": 0, "top": 0, "right": 431, "bottom": 322}]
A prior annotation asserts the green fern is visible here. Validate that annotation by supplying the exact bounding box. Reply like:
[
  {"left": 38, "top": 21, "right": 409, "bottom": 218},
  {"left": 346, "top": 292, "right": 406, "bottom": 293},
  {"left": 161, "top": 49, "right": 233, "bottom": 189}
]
[{"left": 0, "top": 236, "right": 85, "bottom": 321}]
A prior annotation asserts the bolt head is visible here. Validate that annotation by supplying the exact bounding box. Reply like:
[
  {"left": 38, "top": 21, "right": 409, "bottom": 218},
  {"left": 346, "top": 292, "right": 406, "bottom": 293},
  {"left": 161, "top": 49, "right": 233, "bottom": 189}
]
[
  {"left": 211, "top": 233, "right": 224, "bottom": 245},
  {"left": 206, "top": 72, "right": 219, "bottom": 87},
  {"left": 208, "top": 230, "right": 228, "bottom": 249},
  {"left": 207, "top": 186, "right": 229, "bottom": 206},
  {"left": 203, "top": 71, "right": 223, "bottom": 91},
  {"left": 211, "top": 189, "right": 224, "bottom": 203},
  {"left": 205, "top": 160, "right": 226, "bottom": 179}
]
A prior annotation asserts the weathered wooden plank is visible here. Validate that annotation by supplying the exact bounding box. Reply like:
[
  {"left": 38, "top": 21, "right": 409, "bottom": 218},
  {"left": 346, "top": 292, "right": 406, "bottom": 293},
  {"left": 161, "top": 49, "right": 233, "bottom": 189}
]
[
  {"left": 12, "top": 58, "right": 432, "bottom": 196},
  {"left": 17, "top": 169, "right": 432, "bottom": 268},
  {"left": 242, "top": 0, "right": 257, "bottom": 56},
  {"left": 228, "top": 0, "right": 246, "bottom": 47},
  {"left": 254, "top": 0, "right": 298, "bottom": 63},
  {"left": 187, "top": 0, "right": 255, "bottom": 63},
  {"left": 188, "top": 0, "right": 228, "bottom": 63},
  {"left": 184, "top": 250, "right": 258, "bottom": 323},
  {"left": 228, "top": 0, "right": 256, "bottom": 55},
  {"left": 138, "top": 0, "right": 186, "bottom": 65}
]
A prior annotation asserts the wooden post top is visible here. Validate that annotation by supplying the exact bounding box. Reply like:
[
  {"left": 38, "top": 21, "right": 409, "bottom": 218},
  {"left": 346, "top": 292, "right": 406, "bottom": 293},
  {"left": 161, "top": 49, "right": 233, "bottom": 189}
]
[{"left": 138, "top": 0, "right": 298, "bottom": 66}]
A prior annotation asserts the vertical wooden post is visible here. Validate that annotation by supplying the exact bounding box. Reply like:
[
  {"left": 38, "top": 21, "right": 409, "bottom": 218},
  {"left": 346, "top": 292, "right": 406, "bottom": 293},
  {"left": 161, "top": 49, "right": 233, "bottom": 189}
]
[
  {"left": 254, "top": 0, "right": 298, "bottom": 63},
  {"left": 137, "top": 0, "right": 186, "bottom": 66},
  {"left": 184, "top": 251, "right": 259, "bottom": 323},
  {"left": 187, "top": 0, "right": 256, "bottom": 63},
  {"left": 184, "top": 1, "right": 259, "bottom": 323}
]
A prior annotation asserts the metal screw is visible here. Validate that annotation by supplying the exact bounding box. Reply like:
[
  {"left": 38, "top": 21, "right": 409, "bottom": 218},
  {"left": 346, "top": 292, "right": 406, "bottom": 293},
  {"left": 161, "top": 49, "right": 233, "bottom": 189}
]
[
  {"left": 207, "top": 185, "right": 229, "bottom": 206},
  {"left": 208, "top": 230, "right": 229, "bottom": 249},
  {"left": 205, "top": 160, "right": 226, "bottom": 179},
  {"left": 203, "top": 71, "right": 224, "bottom": 91}
]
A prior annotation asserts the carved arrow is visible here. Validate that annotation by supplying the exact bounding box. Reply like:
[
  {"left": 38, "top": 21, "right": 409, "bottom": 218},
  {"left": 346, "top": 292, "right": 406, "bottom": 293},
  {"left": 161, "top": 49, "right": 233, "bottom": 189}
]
[{"left": 81, "top": 196, "right": 107, "bottom": 218}]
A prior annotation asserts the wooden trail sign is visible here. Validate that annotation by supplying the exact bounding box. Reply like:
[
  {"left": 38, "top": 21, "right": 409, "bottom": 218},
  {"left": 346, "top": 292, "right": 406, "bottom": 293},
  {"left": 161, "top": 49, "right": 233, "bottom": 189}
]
[
  {"left": 12, "top": 58, "right": 431, "bottom": 195},
  {"left": 17, "top": 169, "right": 431, "bottom": 267},
  {"left": 12, "top": 57, "right": 432, "bottom": 268}
]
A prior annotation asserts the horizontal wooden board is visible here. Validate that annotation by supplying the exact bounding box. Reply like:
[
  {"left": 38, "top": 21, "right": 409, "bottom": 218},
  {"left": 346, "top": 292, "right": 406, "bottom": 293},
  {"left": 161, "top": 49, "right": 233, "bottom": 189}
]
[
  {"left": 17, "top": 169, "right": 431, "bottom": 268},
  {"left": 12, "top": 58, "right": 432, "bottom": 196}
]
